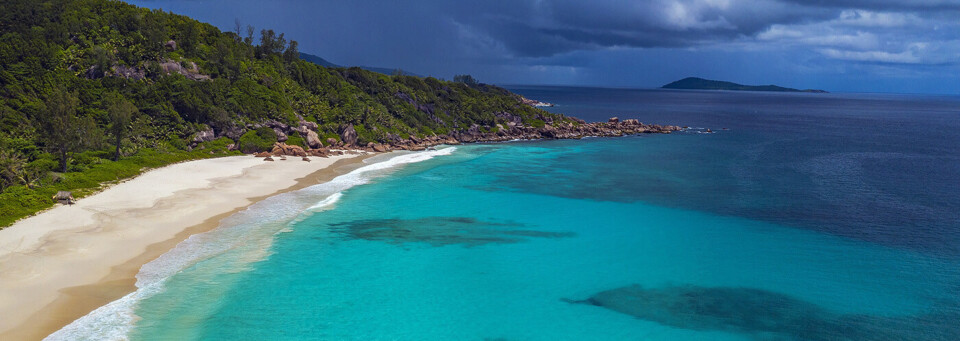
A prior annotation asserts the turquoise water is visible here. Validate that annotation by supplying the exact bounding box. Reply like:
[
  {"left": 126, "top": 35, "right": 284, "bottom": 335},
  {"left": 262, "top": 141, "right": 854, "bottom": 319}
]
[{"left": 50, "top": 90, "right": 960, "bottom": 340}]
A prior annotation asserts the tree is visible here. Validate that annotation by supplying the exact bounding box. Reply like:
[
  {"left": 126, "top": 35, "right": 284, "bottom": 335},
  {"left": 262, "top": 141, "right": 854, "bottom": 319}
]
[
  {"left": 179, "top": 21, "right": 200, "bottom": 55},
  {"left": 258, "top": 29, "right": 287, "bottom": 57},
  {"left": 244, "top": 25, "right": 255, "bottom": 45},
  {"left": 37, "top": 89, "right": 99, "bottom": 172},
  {"left": 0, "top": 149, "right": 27, "bottom": 190},
  {"left": 107, "top": 95, "right": 136, "bottom": 161},
  {"left": 0, "top": 149, "right": 45, "bottom": 190},
  {"left": 454, "top": 74, "right": 478, "bottom": 86},
  {"left": 142, "top": 14, "right": 166, "bottom": 57},
  {"left": 283, "top": 40, "right": 299, "bottom": 62},
  {"left": 233, "top": 18, "right": 243, "bottom": 42},
  {"left": 89, "top": 46, "right": 111, "bottom": 78}
]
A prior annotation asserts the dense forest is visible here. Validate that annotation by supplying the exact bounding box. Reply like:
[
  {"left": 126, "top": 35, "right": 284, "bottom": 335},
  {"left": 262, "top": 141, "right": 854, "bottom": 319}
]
[{"left": 0, "top": 0, "right": 569, "bottom": 226}]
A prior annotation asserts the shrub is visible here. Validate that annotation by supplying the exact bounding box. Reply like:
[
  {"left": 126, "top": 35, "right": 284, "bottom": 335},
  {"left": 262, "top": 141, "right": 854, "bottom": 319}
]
[
  {"left": 200, "top": 137, "right": 239, "bottom": 153},
  {"left": 286, "top": 134, "right": 306, "bottom": 148},
  {"left": 238, "top": 127, "right": 277, "bottom": 153},
  {"left": 172, "top": 136, "right": 191, "bottom": 150}
]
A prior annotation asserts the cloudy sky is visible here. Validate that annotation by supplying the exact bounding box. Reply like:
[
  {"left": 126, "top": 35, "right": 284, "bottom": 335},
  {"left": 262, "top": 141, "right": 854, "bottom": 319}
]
[{"left": 130, "top": 0, "right": 960, "bottom": 94}]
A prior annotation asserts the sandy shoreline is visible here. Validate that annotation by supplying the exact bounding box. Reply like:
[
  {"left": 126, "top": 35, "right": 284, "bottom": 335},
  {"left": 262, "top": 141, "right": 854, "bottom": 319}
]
[{"left": 0, "top": 153, "right": 371, "bottom": 340}]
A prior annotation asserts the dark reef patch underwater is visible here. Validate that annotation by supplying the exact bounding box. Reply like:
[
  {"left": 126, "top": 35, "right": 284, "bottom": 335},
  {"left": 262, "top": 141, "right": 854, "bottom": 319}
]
[
  {"left": 567, "top": 284, "right": 960, "bottom": 340},
  {"left": 326, "top": 216, "right": 574, "bottom": 246}
]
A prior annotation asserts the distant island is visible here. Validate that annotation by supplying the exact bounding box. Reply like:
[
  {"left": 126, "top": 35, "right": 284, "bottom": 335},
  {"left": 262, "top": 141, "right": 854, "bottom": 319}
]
[{"left": 662, "top": 77, "right": 828, "bottom": 93}]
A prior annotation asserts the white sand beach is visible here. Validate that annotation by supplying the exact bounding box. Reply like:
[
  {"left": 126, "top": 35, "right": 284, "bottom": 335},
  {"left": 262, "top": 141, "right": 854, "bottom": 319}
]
[{"left": 0, "top": 154, "right": 368, "bottom": 340}]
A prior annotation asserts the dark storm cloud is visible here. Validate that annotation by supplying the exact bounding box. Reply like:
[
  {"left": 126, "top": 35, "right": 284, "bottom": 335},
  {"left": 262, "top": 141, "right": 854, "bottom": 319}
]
[
  {"left": 436, "top": 0, "right": 960, "bottom": 65},
  {"left": 781, "top": 0, "right": 960, "bottom": 11},
  {"left": 129, "top": 0, "right": 960, "bottom": 93},
  {"left": 135, "top": 0, "right": 959, "bottom": 63},
  {"left": 443, "top": 0, "right": 835, "bottom": 57}
]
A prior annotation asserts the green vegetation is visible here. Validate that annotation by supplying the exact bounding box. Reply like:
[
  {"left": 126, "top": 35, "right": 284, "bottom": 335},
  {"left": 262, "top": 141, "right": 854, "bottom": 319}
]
[
  {"left": 0, "top": 139, "right": 240, "bottom": 227},
  {"left": 453, "top": 74, "right": 479, "bottom": 86},
  {"left": 237, "top": 127, "right": 277, "bottom": 153},
  {"left": 106, "top": 93, "right": 136, "bottom": 161},
  {"left": 0, "top": 0, "right": 569, "bottom": 227},
  {"left": 662, "top": 77, "right": 828, "bottom": 93},
  {"left": 285, "top": 133, "right": 306, "bottom": 149}
]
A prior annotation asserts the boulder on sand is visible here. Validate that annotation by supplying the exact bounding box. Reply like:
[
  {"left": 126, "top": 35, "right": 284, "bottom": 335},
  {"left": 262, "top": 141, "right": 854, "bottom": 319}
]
[
  {"left": 52, "top": 191, "right": 75, "bottom": 205},
  {"left": 305, "top": 130, "right": 322, "bottom": 149},
  {"left": 338, "top": 124, "right": 358, "bottom": 146},
  {"left": 271, "top": 142, "right": 307, "bottom": 157}
]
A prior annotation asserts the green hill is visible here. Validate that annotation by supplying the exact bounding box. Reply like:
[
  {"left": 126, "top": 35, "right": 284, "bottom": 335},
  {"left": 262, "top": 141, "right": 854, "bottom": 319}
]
[
  {"left": 0, "top": 0, "right": 571, "bottom": 226},
  {"left": 297, "top": 52, "right": 340, "bottom": 68},
  {"left": 298, "top": 52, "right": 421, "bottom": 77},
  {"left": 662, "top": 77, "right": 827, "bottom": 93}
]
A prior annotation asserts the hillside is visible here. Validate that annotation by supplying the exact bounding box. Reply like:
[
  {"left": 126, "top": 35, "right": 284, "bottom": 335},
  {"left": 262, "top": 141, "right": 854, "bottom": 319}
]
[
  {"left": 0, "top": 0, "right": 573, "bottom": 226},
  {"left": 662, "top": 77, "right": 827, "bottom": 93},
  {"left": 298, "top": 52, "right": 423, "bottom": 77},
  {"left": 296, "top": 52, "right": 339, "bottom": 68}
]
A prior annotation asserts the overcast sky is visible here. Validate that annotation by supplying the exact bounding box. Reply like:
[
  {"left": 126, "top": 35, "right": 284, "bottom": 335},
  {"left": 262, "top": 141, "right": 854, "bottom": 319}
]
[{"left": 130, "top": 0, "right": 960, "bottom": 94}]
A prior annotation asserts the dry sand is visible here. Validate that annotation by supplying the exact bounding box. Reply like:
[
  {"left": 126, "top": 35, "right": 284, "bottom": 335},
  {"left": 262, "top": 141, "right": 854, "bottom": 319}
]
[{"left": 0, "top": 153, "right": 370, "bottom": 340}]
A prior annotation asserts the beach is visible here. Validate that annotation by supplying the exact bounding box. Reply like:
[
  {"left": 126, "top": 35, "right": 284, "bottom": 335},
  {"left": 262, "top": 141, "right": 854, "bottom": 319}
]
[{"left": 0, "top": 153, "right": 369, "bottom": 340}]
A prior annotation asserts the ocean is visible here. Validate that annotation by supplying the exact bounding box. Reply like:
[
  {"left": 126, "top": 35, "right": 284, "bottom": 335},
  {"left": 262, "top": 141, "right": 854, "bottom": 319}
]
[{"left": 50, "top": 86, "right": 960, "bottom": 340}]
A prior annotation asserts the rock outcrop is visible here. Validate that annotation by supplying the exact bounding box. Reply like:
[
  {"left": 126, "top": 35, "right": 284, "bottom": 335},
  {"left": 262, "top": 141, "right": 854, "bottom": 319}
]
[
  {"left": 519, "top": 96, "right": 554, "bottom": 107},
  {"left": 159, "top": 59, "right": 210, "bottom": 81},
  {"left": 192, "top": 129, "right": 216, "bottom": 143},
  {"left": 295, "top": 118, "right": 681, "bottom": 154},
  {"left": 305, "top": 130, "right": 322, "bottom": 149},
  {"left": 338, "top": 124, "right": 358, "bottom": 146},
  {"left": 232, "top": 115, "right": 682, "bottom": 157},
  {"left": 111, "top": 65, "right": 145, "bottom": 80},
  {"left": 270, "top": 142, "right": 307, "bottom": 157}
]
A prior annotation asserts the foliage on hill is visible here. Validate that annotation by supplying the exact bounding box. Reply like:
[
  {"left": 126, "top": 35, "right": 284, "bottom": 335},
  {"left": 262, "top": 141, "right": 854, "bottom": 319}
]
[{"left": 0, "top": 0, "right": 567, "bottom": 227}]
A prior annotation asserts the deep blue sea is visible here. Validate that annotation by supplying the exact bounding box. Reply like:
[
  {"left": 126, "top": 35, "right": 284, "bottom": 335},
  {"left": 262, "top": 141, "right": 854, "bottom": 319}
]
[{"left": 51, "top": 87, "right": 960, "bottom": 340}]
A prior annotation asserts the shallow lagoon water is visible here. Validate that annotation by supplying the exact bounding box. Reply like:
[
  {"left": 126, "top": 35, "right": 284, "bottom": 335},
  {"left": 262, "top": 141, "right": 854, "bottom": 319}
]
[
  {"left": 134, "top": 139, "right": 958, "bottom": 340},
  {"left": 55, "top": 88, "right": 960, "bottom": 340}
]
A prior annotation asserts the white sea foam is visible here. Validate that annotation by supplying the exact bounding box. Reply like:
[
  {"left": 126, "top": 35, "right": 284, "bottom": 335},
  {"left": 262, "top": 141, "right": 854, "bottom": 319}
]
[
  {"left": 45, "top": 147, "right": 456, "bottom": 341},
  {"left": 307, "top": 192, "right": 342, "bottom": 211}
]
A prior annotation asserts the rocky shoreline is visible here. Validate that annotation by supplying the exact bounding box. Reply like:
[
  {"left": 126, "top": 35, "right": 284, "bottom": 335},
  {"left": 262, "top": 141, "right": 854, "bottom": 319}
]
[
  {"left": 192, "top": 115, "right": 681, "bottom": 159},
  {"left": 519, "top": 96, "right": 555, "bottom": 107}
]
